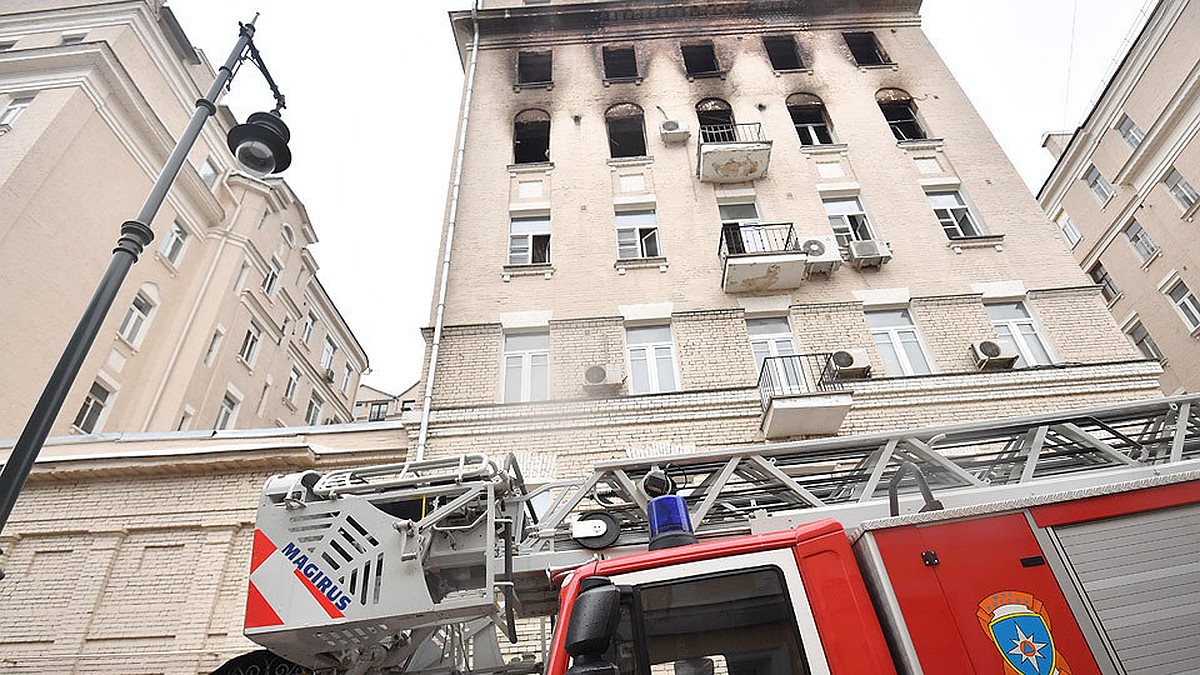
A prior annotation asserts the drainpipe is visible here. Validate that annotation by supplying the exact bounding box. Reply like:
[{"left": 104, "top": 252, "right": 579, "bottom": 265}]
[{"left": 415, "top": 0, "right": 481, "bottom": 462}]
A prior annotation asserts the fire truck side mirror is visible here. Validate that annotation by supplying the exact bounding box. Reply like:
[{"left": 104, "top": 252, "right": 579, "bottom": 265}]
[{"left": 564, "top": 577, "right": 621, "bottom": 675}]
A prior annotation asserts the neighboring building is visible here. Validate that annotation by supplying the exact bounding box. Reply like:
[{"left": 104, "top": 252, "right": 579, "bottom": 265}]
[
  {"left": 415, "top": 0, "right": 1160, "bottom": 474},
  {"left": 1039, "top": 0, "right": 1199, "bottom": 394},
  {"left": 352, "top": 382, "right": 417, "bottom": 422},
  {"left": 0, "top": 0, "right": 367, "bottom": 439}
]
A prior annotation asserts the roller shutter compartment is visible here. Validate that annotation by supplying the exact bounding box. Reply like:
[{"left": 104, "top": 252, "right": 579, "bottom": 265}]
[{"left": 1053, "top": 503, "right": 1200, "bottom": 674}]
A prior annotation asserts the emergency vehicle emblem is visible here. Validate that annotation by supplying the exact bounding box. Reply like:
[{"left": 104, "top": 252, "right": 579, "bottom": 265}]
[{"left": 977, "top": 591, "right": 1073, "bottom": 675}]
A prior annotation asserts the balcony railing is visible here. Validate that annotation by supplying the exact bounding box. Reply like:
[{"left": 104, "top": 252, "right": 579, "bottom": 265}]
[
  {"left": 758, "top": 353, "right": 845, "bottom": 408},
  {"left": 699, "top": 122, "right": 766, "bottom": 144},
  {"left": 719, "top": 222, "right": 800, "bottom": 260}
]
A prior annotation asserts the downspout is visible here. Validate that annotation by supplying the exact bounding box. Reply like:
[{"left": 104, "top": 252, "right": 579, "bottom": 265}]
[{"left": 415, "top": 0, "right": 481, "bottom": 462}]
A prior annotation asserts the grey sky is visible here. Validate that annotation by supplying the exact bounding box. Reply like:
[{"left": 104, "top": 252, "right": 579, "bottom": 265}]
[{"left": 167, "top": 0, "right": 1152, "bottom": 395}]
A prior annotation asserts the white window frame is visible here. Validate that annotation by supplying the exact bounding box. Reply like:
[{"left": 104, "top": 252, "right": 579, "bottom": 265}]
[
  {"left": 203, "top": 328, "right": 224, "bottom": 367},
  {"left": 1163, "top": 168, "right": 1199, "bottom": 212},
  {"left": 986, "top": 302, "right": 1054, "bottom": 368},
  {"left": 1125, "top": 319, "right": 1162, "bottom": 361},
  {"left": 1167, "top": 280, "right": 1200, "bottom": 331},
  {"left": 867, "top": 309, "right": 933, "bottom": 377},
  {"left": 508, "top": 215, "right": 551, "bottom": 265},
  {"left": 1084, "top": 166, "right": 1114, "bottom": 204},
  {"left": 320, "top": 337, "right": 338, "bottom": 369},
  {"left": 72, "top": 380, "right": 113, "bottom": 434},
  {"left": 616, "top": 209, "right": 661, "bottom": 260},
  {"left": 341, "top": 364, "right": 354, "bottom": 393},
  {"left": 626, "top": 325, "right": 679, "bottom": 394},
  {"left": 176, "top": 407, "right": 194, "bottom": 431},
  {"left": 232, "top": 261, "right": 249, "bottom": 293},
  {"left": 214, "top": 391, "right": 240, "bottom": 430},
  {"left": 198, "top": 159, "right": 219, "bottom": 189},
  {"left": 747, "top": 317, "right": 803, "bottom": 392},
  {"left": 927, "top": 190, "right": 983, "bottom": 239},
  {"left": 306, "top": 393, "right": 324, "bottom": 426},
  {"left": 1116, "top": 115, "right": 1144, "bottom": 148},
  {"left": 284, "top": 368, "right": 300, "bottom": 401},
  {"left": 0, "top": 95, "right": 34, "bottom": 127},
  {"left": 1122, "top": 219, "right": 1158, "bottom": 263},
  {"left": 368, "top": 401, "right": 388, "bottom": 421},
  {"left": 302, "top": 312, "right": 317, "bottom": 344},
  {"left": 238, "top": 322, "right": 262, "bottom": 364},
  {"left": 501, "top": 332, "right": 550, "bottom": 403},
  {"left": 1055, "top": 211, "right": 1082, "bottom": 248},
  {"left": 823, "top": 196, "right": 874, "bottom": 248},
  {"left": 117, "top": 292, "right": 154, "bottom": 345},
  {"left": 159, "top": 221, "right": 189, "bottom": 266},
  {"left": 261, "top": 258, "right": 282, "bottom": 296}
]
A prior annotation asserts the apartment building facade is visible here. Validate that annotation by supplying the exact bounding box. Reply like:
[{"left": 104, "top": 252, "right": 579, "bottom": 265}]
[
  {"left": 417, "top": 0, "right": 1162, "bottom": 477},
  {"left": 1039, "top": 0, "right": 1199, "bottom": 395},
  {"left": 0, "top": 0, "right": 368, "bottom": 438}
]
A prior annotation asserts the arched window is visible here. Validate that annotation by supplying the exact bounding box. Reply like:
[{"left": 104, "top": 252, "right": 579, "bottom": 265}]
[
  {"left": 605, "top": 103, "right": 646, "bottom": 158},
  {"left": 786, "top": 93, "right": 833, "bottom": 146},
  {"left": 876, "top": 88, "right": 927, "bottom": 141},
  {"left": 696, "top": 98, "right": 734, "bottom": 142},
  {"left": 513, "top": 109, "right": 550, "bottom": 164}
]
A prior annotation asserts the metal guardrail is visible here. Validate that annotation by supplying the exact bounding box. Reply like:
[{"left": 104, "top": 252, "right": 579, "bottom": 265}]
[
  {"left": 719, "top": 222, "right": 800, "bottom": 259},
  {"left": 699, "top": 122, "right": 765, "bottom": 144},
  {"left": 757, "top": 353, "right": 844, "bottom": 408}
]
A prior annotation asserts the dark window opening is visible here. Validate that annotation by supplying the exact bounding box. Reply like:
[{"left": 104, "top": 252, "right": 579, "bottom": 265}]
[
  {"left": 517, "top": 51, "right": 552, "bottom": 85},
  {"left": 696, "top": 98, "right": 735, "bottom": 142},
  {"left": 513, "top": 109, "right": 551, "bottom": 164},
  {"left": 787, "top": 94, "right": 833, "bottom": 145},
  {"left": 603, "top": 46, "right": 639, "bottom": 80},
  {"left": 682, "top": 43, "right": 720, "bottom": 76},
  {"left": 878, "top": 99, "right": 926, "bottom": 141},
  {"left": 605, "top": 103, "right": 647, "bottom": 158},
  {"left": 529, "top": 235, "right": 550, "bottom": 264},
  {"left": 763, "top": 36, "right": 804, "bottom": 71},
  {"left": 844, "top": 32, "right": 889, "bottom": 66}
]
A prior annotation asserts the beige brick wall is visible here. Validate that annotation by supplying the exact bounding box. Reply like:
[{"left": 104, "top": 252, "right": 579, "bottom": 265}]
[
  {"left": 1028, "top": 287, "right": 1143, "bottom": 364},
  {"left": 910, "top": 294, "right": 996, "bottom": 372},
  {"left": 424, "top": 324, "right": 505, "bottom": 407},
  {"left": 549, "top": 316, "right": 626, "bottom": 398},
  {"left": 674, "top": 309, "right": 757, "bottom": 389}
]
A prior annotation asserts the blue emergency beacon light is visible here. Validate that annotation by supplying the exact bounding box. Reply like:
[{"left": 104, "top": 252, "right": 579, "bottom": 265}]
[{"left": 647, "top": 495, "right": 698, "bottom": 550}]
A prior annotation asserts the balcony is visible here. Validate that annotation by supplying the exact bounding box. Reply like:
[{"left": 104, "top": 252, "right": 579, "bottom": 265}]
[
  {"left": 696, "top": 123, "right": 773, "bottom": 183},
  {"left": 719, "top": 222, "right": 807, "bottom": 293},
  {"left": 759, "top": 354, "right": 853, "bottom": 439}
]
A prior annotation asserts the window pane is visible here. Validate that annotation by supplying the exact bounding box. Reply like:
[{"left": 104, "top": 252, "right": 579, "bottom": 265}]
[
  {"left": 529, "top": 353, "right": 548, "bottom": 401},
  {"left": 898, "top": 330, "right": 931, "bottom": 374},
  {"left": 627, "top": 325, "right": 672, "bottom": 344},
  {"left": 629, "top": 348, "right": 650, "bottom": 393},
  {"left": 1017, "top": 324, "right": 1051, "bottom": 365},
  {"left": 865, "top": 309, "right": 912, "bottom": 329},
  {"left": 654, "top": 345, "right": 676, "bottom": 391},
  {"left": 985, "top": 303, "right": 1030, "bottom": 321},
  {"left": 504, "top": 333, "right": 549, "bottom": 351},
  {"left": 747, "top": 317, "right": 791, "bottom": 336},
  {"left": 503, "top": 356, "right": 524, "bottom": 402},
  {"left": 640, "top": 229, "right": 660, "bottom": 257},
  {"left": 872, "top": 333, "right": 903, "bottom": 376},
  {"left": 510, "top": 216, "right": 550, "bottom": 234},
  {"left": 718, "top": 203, "right": 758, "bottom": 222},
  {"left": 615, "top": 210, "right": 656, "bottom": 228}
]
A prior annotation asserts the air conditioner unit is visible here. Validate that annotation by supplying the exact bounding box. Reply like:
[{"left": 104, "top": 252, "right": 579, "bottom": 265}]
[
  {"left": 971, "top": 339, "right": 1020, "bottom": 370},
  {"left": 583, "top": 364, "right": 624, "bottom": 389},
  {"left": 324, "top": 368, "right": 336, "bottom": 383},
  {"left": 848, "top": 239, "right": 892, "bottom": 269},
  {"left": 659, "top": 120, "right": 691, "bottom": 143},
  {"left": 830, "top": 348, "right": 872, "bottom": 378},
  {"left": 799, "top": 235, "right": 843, "bottom": 275}
]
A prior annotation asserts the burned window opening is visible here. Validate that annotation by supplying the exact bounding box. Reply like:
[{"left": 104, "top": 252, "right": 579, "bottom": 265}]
[
  {"left": 787, "top": 93, "right": 833, "bottom": 146},
  {"left": 844, "top": 32, "right": 890, "bottom": 66},
  {"left": 877, "top": 91, "right": 926, "bottom": 141},
  {"left": 763, "top": 36, "right": 804, "bottom": 71},
  {"left": 603, "top": 46, "right": 639, "bottom": 80},
  {"left": 517, "top": 51, "right": 552, "bottom": 85},
  {"left": 696, "top": 98, "right": 734, "bottom": 142},
  {"left": 682, "top": 43, "right": 720, "bottom": 77},
  {"left": 606, "top": 103, "right": 647, "bottom": 158},
  {"left": 513, "top": 109, "right": 551, "bottom": 164}
]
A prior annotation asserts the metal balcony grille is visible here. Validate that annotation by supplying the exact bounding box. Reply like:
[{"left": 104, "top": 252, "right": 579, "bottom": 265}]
[
  {"left": 757, "top": 353, "right": 845, "bottom": 408},
  {"left": 719, "top": 222, "right": 800, "bottom": 259},
  {"left": 699, "top": 122, "right": 766, "bottom": 144}
]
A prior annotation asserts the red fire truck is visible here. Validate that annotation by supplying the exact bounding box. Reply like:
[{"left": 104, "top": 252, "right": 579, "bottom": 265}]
[{"left": 237, "top": 395, "right": 1200, "bottom": 675}]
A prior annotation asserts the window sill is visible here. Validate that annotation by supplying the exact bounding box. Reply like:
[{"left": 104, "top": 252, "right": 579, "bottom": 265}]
[
  {"left": 513, "top": 80, "right": 553, "bottom": 92},
  {"left": 607, "top": 156, "right": 653, "bottom": 168},
  {"left": 896, "top": 138, "right": 944, "bottom": 152},
  {"left": 946, "top": 234, "right": 1004, "bottom": 254},
  {"left": 502, "top": 263, "right": 554, "bottom": 281},
  {"left": 1139, "top": 249, "right": 1162, "bottom": 271},
  {"left": 114, "top": 334, "right": 141, "bottom": 354},
  {"left": 1105, "top": 291, "right": 1124, "bottom": 309},
  {"left": 508, "top": 161, "right": 554, "bottom": 174},
  {"left": 685, "top": 70, "right": 727, "bottom": 81},
  {"left": 1182, "top": 200, "right": 1200, "bottom": 222},
  {"left": 615, "top": 257, "right": 668, "bottom": 274},
  {"left": 799, "top": 143, "right": 848, "bottom": 156},
  {"left": 603, "top": 76, "right": 643, "bottom": 86},
  {"left": 236, "top": 355, "right": 255, "bottom": 373},
  {"left": 772, "top": 67, "right": 813, "bottom": 77},
  {"left": 281, "top": 396, "right": 297, "bottom": 412},
  {"left": 0, "top": 123, "right": 12, "bottom": 136},
  {"left": 154, "top": 251, "right": 181, "bottom": 276}
]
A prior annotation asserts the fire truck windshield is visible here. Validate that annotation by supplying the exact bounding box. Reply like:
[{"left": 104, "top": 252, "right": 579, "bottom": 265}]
[{"left": 602, "top": 566, "right": 811, "bottom": 674}]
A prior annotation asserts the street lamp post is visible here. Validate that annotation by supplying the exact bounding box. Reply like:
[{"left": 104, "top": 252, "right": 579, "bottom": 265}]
[{"left": 0, "top": 17, "right": 293, "bottom": 539}]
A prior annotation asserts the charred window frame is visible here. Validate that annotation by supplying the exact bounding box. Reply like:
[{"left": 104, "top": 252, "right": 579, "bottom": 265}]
[
  {"left": 877, "top": 89, "right": 927, "bottom": 141},
  {"left": 681, "top": 42, "right": 722, "bottom": 78},
  {"left": 786, "top": 93, "right": 833, "bottom": 145},
  {"left": 602, "top": 45, "right": 639, "bottom": 82},
  {"left": 763, "top": 35, "right": 804, "bottom": 71},
  {"left": 844, "top": 32, "right": 891, "bottom": 66},
  {"left": 513, "top": 109, "right": 551, "bottom": 164},
  {"left": 696, "top": 98, "right": 735, "bottom": 142},
  {"left": 605, "top": 103, "right": 647, "bottom": 158},
  {"left": 516, "top": 50, "right": 552, "bottom": 87}
]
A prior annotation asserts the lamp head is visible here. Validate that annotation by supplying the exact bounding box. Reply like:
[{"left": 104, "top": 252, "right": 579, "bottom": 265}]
[{"left": 227, "top": 111, "right": 292, "bottom": 176}]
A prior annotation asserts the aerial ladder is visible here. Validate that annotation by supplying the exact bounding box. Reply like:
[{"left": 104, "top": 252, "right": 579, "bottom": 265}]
[{"left": 240, "top": 393, "right": 1200, "bottom": 674}]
